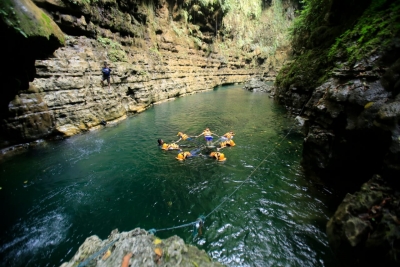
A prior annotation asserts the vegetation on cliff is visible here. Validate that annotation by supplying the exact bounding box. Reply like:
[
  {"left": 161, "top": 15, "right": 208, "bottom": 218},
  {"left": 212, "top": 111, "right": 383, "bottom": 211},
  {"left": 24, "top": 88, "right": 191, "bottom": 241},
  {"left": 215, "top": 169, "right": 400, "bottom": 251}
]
[
  {"left": 52, "top": 0, "right": 295, "bottom": 65},
  {"left": 275, "top": 0, "right": 400, "bottom": 93},
  {"left": 0, "top": 0, "right": 65, "bottom": 44}
]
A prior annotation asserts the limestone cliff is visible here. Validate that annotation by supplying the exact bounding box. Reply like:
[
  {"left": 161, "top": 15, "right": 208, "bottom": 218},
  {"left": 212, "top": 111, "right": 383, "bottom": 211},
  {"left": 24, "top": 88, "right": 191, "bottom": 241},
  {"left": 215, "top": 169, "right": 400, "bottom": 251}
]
[{"left": 0, "top": 0, "right": 293, "bottom": 155}]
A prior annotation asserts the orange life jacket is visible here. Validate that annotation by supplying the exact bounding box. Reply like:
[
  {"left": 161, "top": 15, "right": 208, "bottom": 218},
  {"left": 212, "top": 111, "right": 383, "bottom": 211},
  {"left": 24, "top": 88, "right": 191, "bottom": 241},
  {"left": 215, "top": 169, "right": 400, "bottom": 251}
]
[
  {"left": 227, "top": 140, "right": 236, "bottom": 147},
  {"left": 224, "top": 133, "right": 232, "bottom": 139},
  {"left": 176, "top": 151, "right": 191, "bottom": 160}
]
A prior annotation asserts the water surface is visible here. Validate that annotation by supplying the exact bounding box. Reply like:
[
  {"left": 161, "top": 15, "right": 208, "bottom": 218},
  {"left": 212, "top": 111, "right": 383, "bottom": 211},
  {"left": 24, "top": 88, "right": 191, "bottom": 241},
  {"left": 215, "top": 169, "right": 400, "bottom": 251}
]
[{"left": 0, "top": 85, "right": 339, "bottom": 266}]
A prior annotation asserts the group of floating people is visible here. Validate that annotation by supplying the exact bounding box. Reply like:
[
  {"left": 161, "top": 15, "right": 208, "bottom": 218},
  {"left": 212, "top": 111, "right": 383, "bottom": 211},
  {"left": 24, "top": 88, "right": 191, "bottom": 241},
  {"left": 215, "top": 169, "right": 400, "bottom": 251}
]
[{"left": 157, "top": 128, "right": 236, "bottom": 162}]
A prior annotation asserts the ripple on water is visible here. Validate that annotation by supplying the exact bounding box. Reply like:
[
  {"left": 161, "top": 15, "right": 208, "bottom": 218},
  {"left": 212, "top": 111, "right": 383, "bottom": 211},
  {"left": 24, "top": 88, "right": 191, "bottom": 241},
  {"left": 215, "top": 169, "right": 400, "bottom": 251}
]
[
  {"left": 0, "top": 86, "right": 338, "bottom": 267},
  {"left": 0, "top": 209, "right": 70, "bottom": 267}
]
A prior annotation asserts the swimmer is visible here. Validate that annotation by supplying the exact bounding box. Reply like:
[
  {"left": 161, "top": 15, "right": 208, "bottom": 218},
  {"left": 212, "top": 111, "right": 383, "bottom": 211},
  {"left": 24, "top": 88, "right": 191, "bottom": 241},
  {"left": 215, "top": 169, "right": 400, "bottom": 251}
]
[
  {"left": 196, "top": 128, "right": 218, "bottom": 146},
  {"left": 157, "top": 139, "right": 164, "bottom": 146},
  {"left": 175, "top": 132, "right": 195, "bottom": 143},
  {"left": 221, "top": 131, "right": 235, "bottom": 141},
  {"left": 176, "top": 150, "right": 192, "bottom": 161},
  {"left": 209, "top": 151, "right": 226, "bottom": 162},
  {"left": 217, "top": 139, "right": 236, "bottom": 151},
  {"left": 158, "top": 139, "right": 180, "bottom": 150}
]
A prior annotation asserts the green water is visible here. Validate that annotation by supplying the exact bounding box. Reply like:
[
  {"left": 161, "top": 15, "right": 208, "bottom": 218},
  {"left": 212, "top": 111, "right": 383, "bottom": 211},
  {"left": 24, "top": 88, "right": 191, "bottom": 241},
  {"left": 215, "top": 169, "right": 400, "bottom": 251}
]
[{"left": 0, "top": 85, "right": 340, "bottom": 266}]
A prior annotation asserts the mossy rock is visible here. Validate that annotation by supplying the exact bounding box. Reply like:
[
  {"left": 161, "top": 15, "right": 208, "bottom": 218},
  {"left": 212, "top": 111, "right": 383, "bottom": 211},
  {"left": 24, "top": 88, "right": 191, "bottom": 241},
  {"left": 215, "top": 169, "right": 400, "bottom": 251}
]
[{"left": 0, "top": 0, "right": 64, "bottom": 45}]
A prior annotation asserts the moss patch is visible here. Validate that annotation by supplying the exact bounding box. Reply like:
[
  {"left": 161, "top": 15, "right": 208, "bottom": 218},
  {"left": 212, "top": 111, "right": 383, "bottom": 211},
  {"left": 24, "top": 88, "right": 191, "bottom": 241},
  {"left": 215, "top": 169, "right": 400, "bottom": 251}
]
[
  {"left": 276, "top": 0, "right": 400, "bottom": 92},
  {"left": 97, "top": 36, "right": 128, "bottom": 62},
  {"left": 0, "top": 0, "right": 64, "bottom": 44},
  {"left": 328, "top": 0, "right": 400, "bottom": 64}
]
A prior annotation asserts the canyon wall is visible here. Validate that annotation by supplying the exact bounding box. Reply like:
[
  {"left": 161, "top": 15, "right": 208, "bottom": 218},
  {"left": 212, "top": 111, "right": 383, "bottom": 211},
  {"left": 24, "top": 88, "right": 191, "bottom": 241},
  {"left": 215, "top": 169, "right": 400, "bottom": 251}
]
[
  {"left": 276, "top": 0, "right": 400, "bottom": 186},
  {"left": 0, "top": 0, "right": 289, "bottom": 154}
]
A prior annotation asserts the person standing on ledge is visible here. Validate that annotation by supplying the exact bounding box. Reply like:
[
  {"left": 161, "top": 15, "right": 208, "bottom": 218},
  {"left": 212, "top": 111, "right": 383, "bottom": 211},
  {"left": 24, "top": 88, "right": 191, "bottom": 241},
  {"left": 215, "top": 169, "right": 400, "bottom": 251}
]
[{"left": 101, "top": 62, "right": 112, "bottom": 91}]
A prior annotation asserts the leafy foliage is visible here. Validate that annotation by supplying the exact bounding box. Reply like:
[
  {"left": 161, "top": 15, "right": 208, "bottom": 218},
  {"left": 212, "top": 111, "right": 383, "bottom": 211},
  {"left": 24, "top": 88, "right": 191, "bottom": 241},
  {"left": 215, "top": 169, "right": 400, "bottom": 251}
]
[
  {"left": 289, "top": 0, "right": 329, "bottom": 47},
  {"left": 276, "top": 0, "right": 400, "bottom": 92},
  {"left": 97, "top": 36, "right": 128, "bottom": 62},
  {"left": 328, "top": 0, "right": 400, "bottom": 63}
]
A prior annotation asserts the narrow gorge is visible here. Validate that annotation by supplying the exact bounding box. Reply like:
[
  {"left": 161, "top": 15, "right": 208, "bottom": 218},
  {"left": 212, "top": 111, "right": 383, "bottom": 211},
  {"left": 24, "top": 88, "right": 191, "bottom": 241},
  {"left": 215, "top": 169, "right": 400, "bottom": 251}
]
[{"left": 1, "top": 0, "right": 399, "bottom": 266}]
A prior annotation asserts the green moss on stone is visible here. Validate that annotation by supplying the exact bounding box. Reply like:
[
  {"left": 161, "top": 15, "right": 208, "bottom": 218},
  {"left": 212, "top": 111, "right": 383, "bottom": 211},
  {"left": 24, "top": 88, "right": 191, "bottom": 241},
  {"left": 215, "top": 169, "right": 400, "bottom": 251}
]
[
  {"left": 97, "top": 36, "right": 128, "bottom": 62},
  {"left": 328, "top": 0, "right": 400, "bottom": 64},
  {"left": 0, "top": 0, "right": 65, "bottom": 45},
  {"left": 276, "top": 0, "right": 400, "bottom": 92}
]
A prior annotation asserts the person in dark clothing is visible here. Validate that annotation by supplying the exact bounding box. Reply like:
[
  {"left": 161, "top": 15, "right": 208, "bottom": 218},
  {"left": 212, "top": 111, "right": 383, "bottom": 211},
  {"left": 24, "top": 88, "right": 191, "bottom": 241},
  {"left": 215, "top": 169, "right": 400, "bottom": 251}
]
[{"left": 101, "top": 62, "right": 112, "bottom": 90}]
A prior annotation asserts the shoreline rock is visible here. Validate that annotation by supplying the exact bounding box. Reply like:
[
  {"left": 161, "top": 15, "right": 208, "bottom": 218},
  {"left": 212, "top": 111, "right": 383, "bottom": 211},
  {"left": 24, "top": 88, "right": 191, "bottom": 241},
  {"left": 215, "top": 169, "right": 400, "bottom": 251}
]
[
  {"left": 326, "top": 175, "right": 400, "bottom": 266},
  {"left": 243, "top": 78, "right": 274, "bottom": 93},
  {"left": 60, "top": 228, "right": 225, "bottom": 267}
]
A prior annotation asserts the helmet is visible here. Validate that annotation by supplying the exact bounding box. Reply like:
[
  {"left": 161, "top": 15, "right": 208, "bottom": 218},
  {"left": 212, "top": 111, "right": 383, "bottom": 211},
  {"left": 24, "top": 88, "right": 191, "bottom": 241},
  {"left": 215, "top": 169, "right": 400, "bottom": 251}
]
[
  {"left": 177, "top": 132, "right": 182, "bottom": 136},
  {"left": 162, "top": 143, "right": 168, "bottom": 149},
  {"left": 176, "top": 153, "right": 184, "bottom": 160}
]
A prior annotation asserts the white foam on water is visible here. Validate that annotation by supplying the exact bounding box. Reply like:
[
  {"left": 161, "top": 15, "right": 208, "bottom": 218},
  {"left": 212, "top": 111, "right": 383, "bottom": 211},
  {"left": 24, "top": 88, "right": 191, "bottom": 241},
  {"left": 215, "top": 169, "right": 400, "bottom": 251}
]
[{"left": 0, "top": 210, "right": 71, "bottom": 267}]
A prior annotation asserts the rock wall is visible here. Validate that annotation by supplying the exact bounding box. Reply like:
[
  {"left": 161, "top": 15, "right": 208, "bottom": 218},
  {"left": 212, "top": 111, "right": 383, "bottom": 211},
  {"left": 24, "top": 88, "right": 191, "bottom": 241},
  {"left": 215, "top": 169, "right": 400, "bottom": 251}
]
[
  {"left": 60, "top": 228, "right": 225, "bottom": 267},
  {"left": 326, "top": 175, "right": 400, "bottom": 266},
  {"left": 274, "top": 0, "right": 400, "bottom": 264},
  {"left": 300, "top": 48, "right": 400, "bottom": 186},
  {"left": 275, "top": 0, "right": 400, "bottom": 186},
  {"left": 0, "top": 0, "right": 287, "bottom": 153}
]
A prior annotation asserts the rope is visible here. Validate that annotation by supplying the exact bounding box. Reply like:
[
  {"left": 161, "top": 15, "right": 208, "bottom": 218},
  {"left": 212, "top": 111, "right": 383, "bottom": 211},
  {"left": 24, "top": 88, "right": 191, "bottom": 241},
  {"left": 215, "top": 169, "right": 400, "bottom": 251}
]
[
  {"left": 148, "top": 104, "right": 306, "bottom": 233},
  {"left": 205, "top": 124, "right": 296, "bottom": 218},
  {"left": 148, "top": 216, "right": 205, "bottom": 234},
  {"left": 203, "top": 103, "right": 308, "bottom": 218},
  {"left": 77, "top": 237, "right": 119, "bottom": 267}
]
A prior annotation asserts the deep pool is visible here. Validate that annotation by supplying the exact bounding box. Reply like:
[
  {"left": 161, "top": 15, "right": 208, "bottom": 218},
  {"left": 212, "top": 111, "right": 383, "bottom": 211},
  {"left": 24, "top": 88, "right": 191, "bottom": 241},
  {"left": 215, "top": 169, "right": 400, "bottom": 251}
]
[{"left": 0, "top": 85, "right": 340, "bottom": 266}]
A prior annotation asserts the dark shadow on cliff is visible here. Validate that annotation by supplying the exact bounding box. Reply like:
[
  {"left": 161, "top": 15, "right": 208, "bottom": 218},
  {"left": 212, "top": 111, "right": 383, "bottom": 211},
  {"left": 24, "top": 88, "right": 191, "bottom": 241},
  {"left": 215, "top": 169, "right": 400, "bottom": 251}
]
[{"left": 0, "top": 21, "right": 62, "bottom": 147}]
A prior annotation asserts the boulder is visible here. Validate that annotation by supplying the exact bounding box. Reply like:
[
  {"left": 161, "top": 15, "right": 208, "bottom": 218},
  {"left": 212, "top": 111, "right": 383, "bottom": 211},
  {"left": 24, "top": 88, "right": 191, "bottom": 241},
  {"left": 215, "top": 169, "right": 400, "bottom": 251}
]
[
  {"left": 60, "top": 228, "right": 225, "bottom": 267},
  {"left": 327, "top": 175, "right": 400, "bottom": 266},
  {"left": 243, "top": 78, "right": 273, "bottom": 93}
]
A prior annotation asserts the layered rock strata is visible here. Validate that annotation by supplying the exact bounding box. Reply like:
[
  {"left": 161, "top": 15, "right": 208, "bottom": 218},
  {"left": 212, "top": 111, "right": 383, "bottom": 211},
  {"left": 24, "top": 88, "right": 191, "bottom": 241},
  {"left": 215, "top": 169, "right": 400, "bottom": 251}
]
[{"left": 0, "top": 0, "right": 285, "bottom": 154}]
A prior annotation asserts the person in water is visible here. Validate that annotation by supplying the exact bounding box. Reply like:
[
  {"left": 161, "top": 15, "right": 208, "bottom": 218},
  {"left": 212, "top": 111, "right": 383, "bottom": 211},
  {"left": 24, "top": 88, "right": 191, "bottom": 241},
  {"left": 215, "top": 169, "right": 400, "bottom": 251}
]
[
  {"left": 175, "top": 132, "right": 195, "bottom": 143},
  {"left": 222, "top": 131, "right": 235, "bottom": 141},
  {"left": 175, "top": 132, "right": 197, "bottom": 143},
  {"left": 158, "top": 139, "right": 180, "bottom": 150},
  {"left": 196, "top": 128, "right": 218, "bottom": 146},
  {"left": 217, "top": 139, "right": 236, "bottom": 151},
  {"left": 209, "top": 151, "right": 226, "bottom": 161},
  {"left": 176, "top": 150, "right": 192, "bottom": 161}
]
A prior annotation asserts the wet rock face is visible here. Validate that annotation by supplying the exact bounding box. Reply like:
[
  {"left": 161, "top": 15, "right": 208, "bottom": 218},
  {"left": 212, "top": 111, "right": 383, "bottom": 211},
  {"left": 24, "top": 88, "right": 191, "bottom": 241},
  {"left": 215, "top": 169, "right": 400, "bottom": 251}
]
[
  {"left": 60, "top": 228, "right": 225, "bottom": 267},
  {"left": 295, "top": 46, "right": 400, "bottom": 185},
  {"left": 326, "top": 175, "right": 400, "bottom": 266},
  {"left": 0, "top": 0, "right": 287, "bottom": 150},
  {"left": 0, "top": 0, "right": 65, "bottom": 147}
]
